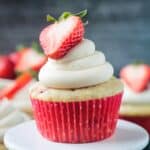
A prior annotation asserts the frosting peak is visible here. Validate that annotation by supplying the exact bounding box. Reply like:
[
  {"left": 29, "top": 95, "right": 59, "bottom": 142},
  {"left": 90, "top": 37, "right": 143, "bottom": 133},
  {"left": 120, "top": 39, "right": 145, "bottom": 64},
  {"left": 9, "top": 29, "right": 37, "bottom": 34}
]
[{"left": 39, "top": 39, "right": 114, "bottom": 89}]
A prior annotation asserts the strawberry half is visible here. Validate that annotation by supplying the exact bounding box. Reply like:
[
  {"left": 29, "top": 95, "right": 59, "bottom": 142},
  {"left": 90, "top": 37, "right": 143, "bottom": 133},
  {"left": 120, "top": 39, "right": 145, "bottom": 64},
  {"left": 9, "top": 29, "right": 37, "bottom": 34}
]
[
  {"left": 149, "top": 66, "right": 150, "bottom": 80},
  {"left": 39, "top": 10, "right": 87, "bottom": 59},
  {"left": 9, "top": 51, "right": 21, "bottom": 65},
  {"left": 0, "top": 72, "right": 32, "bottom": 99},
  {"left": 120, "top": 64, "right": 150, "bottom": 92},
  {"left": 0, "top": 55, "right": 15, "bottom": 79},
  {"left": 15, "top": 48, "right": 47, "bottom": 72}
]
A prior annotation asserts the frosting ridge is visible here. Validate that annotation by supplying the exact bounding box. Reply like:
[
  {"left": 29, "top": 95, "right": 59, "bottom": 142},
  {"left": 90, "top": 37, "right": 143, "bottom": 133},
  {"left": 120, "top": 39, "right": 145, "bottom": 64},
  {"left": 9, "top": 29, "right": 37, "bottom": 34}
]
[{"left": 39, "top": 39, "right": 114, "bottom": 89}]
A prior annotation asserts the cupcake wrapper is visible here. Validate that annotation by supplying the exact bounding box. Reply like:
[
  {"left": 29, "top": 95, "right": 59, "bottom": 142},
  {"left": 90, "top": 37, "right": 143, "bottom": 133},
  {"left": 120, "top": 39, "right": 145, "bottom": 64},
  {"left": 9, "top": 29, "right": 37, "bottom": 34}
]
[{"left": 31, "top": 92, "right": 123, "bottom": 143}]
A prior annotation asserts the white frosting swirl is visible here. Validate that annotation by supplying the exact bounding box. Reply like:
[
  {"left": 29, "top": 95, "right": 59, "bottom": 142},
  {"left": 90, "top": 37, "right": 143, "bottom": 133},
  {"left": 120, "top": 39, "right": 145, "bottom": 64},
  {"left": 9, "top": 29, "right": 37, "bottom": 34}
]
[
  {"left": 39, "top": 39, "right": 114, "bottom": 89},
  {"left": 0, "top": 100, "right": 30, "bottom": 143},
  {"left": 122, "top": 81, "right": 150, "bottom": 104}
]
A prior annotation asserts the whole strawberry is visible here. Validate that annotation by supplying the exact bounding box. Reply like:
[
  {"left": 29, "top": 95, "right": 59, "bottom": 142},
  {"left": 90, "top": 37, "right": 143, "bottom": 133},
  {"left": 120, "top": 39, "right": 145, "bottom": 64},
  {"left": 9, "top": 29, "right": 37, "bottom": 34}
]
[{"left": 39, "top": 10, "right": 87, "bottom": 59}]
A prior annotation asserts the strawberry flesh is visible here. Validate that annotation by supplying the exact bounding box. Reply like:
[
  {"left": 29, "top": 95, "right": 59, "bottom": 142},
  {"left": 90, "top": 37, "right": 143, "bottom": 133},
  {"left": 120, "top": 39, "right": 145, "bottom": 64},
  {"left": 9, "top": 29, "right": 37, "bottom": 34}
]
[
  {"left": 9, "top": 51, "right": 21, "bottom": 65},
  {"left": 0, "top": 72, "right": 32, "bottom": 99},
  {"left": 39, "top": 16, "right": 84, "bottom": 59},
  {"left": 0, "top": 56, "right": 15, "bottom": 79},
  {"left": 120, "top": 64, "right": 150, "bottom": 92},
  {"left": 15, "top": 48, "right": 46, "bottom": 72}
]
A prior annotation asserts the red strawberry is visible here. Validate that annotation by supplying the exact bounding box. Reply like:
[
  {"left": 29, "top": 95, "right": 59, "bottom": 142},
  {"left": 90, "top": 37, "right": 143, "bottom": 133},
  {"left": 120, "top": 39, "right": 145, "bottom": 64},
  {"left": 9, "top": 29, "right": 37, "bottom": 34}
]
[
  {"left": 40, "top": 14, "right": 85, "bottom": 59},
  {"left": 120, "top": 64, "right": 150, "bottom": 92},
  {"left": 0, "top": 56, "right": 15, "bottom": 79},
  {"left": 0, "top": 72, "right": 32, "bottom": 99},
  {"left": 149, "top": 66, "right": 150, "bottom": 79},
  {"left": 15, "top": 48, "right": 47, "bottom": 72},
  {"left": 9, "top": 51, "right": 21, "bottom": 65}
]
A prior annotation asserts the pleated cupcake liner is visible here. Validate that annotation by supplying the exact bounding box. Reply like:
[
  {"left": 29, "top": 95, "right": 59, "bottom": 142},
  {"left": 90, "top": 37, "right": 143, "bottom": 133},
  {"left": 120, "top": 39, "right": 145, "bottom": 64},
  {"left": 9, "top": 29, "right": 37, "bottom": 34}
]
[{"left": 31, "top": 92, "right": 123, "bottom": 143}]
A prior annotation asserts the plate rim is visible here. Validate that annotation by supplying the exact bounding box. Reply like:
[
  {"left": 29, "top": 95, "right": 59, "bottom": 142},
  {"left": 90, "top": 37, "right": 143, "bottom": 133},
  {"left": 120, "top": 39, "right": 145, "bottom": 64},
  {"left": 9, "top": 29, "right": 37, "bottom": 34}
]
[{"left": 4, "top": 119, "right": 149, "bottom": 150}]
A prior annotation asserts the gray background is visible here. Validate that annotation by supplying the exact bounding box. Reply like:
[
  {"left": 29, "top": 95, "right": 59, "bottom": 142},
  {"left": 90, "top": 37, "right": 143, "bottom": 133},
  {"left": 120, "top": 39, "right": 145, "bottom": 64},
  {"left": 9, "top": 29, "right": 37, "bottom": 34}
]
[{"left": 0, "top": 0, "right": 150, "bottom": 75}]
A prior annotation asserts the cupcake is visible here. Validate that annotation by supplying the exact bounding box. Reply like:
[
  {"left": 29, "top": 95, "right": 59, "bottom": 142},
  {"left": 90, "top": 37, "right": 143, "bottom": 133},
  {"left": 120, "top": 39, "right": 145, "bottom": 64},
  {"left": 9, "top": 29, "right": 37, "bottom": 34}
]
[
  {"left": 0, "top": 44, "right": 47, "bottom": 116},
  {"left": 30, "top": 10, "right": 123, "bottom": 143},
  {"left": 119, "top": 63, "right": 150, "bottom": 133}
]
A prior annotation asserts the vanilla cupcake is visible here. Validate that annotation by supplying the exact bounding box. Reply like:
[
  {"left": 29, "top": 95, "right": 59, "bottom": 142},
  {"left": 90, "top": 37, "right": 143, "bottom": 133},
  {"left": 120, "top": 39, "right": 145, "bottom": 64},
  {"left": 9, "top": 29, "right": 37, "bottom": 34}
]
[
  {"left": 120, "top": 63, "right": 150, "bottom": 133},
  {"left": 30, "top": 10, "right": 123, "bottom": 143}
]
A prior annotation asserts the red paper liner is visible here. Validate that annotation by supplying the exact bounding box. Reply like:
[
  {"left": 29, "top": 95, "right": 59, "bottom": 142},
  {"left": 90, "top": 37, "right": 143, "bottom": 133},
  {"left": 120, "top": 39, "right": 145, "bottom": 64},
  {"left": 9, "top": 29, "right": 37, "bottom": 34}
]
[
  {"left": 120, "top": 115, "right": 150, "bottom": 134},
  {"left": 31, "top": 92, "right": 123, "bottom": 143}
]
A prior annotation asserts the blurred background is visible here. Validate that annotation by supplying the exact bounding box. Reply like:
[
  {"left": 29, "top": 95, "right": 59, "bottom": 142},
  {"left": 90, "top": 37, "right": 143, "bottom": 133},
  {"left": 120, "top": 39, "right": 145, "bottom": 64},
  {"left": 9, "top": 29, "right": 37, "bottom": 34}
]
[
  {"left": 0, "top": 0, "right": 150, "bottom": 75},
  {"left": 0, "top": 1, "right": 150, "bottom": 149}
]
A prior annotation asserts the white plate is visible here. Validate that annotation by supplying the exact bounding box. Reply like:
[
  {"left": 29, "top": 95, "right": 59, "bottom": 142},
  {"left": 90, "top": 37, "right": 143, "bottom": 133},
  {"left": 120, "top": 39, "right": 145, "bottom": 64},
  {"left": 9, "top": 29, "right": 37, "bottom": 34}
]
[
  {"left": 0, "top": 112, "right": 30, "bottom": 143},
  {"left": 4, "top": 119, "right": 149, "bottom": 150}
]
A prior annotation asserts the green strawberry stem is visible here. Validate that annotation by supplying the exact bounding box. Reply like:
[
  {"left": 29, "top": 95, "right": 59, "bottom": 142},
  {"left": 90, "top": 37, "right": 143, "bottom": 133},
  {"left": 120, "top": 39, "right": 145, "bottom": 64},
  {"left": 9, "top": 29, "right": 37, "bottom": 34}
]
[
  {"left": 16, "top": 68, "right": 38, "bottom": 79},
  {"left": 28, "top": 69, "right": 38, "bottom": 79},
  {"left": 58, "top": 12, "right": 72, "bottom": 21},
  {"left": 46, "top": 9, "right": 88, "bottom": 23},
  {"left": 74, "top": 9, "right": 87, "bottom": 18},
  {"left": 16, "top": 44, "right": 26, "bottom": 51},
  {"left": 47, "top": 15, "right": 57, "bottom": 23},
  {"left": 16, "top": 42, "right": 43, "bottom": 55},
  {"left": 31, "top": 42, "right": 43, "bottom": 54},
  {"left": 133, "top": 60, "right": 144, "bottom": 66}
]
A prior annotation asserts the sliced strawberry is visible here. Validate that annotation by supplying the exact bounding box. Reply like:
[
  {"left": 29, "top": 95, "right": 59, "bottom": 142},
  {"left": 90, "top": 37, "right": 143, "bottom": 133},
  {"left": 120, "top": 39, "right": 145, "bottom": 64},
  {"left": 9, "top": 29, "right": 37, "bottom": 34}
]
[
  {"left": 39, "top": 16, "right": 84, "bottom": 59},
  {"left": 0, "top": 56, "right": 15, "bottom": 79},
  {"left": 149, "top": 66, "right": 150, "bottom": 80},
  {"left": 0, "top": 72, "right": 32, "bottom": 99},
  {"left": 15, "top": 48, "right": 47, "bottom": 72},
  {"left": 9, "top": 51, "right": 21, "bottom": 65},
  {"left": 120, "top": 64, "right": 150, "bottom": 92}
]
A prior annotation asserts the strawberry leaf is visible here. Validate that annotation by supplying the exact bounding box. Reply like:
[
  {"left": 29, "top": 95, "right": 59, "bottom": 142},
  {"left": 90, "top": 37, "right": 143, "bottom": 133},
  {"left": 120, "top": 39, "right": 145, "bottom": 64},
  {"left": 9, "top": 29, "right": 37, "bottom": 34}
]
[
  {"left": 133, "top": 60, "right": 144, "bottom": 66},
  {"left": 46, "top": 10, "right": 88, "bottom": 23},
  {"left": 31, "top": 42, "right": 43, "bottom": 55},
  {"left": 16, "top": 44, "right": 26, "bottom": 51},
  {"left": 46, "top": 14, "right": 57, "bottom": 23},
  {"left": 59, "top": 12, "right": 72, "bottom": 21},
  {"left": 28, "top": 69, "right": 38, "bottom": 80},
  {"left": 74, "top": 9, "right": 87, "bottom": 18}
]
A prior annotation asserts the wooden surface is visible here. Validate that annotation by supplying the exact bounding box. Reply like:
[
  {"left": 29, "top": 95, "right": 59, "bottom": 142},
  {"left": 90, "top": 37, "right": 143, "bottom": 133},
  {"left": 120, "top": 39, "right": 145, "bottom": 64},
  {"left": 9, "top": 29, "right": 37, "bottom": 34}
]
[{"left": 0, "top": 0, "right": 150, "bottom": 74}]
